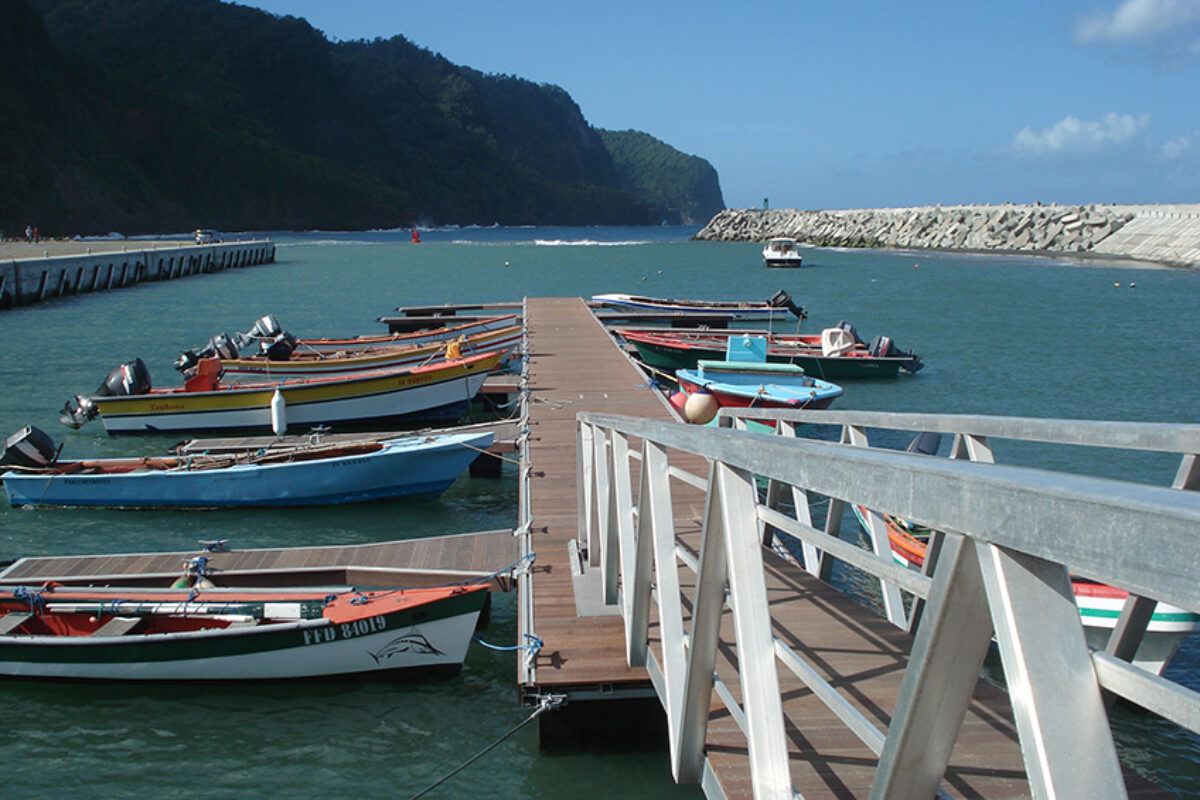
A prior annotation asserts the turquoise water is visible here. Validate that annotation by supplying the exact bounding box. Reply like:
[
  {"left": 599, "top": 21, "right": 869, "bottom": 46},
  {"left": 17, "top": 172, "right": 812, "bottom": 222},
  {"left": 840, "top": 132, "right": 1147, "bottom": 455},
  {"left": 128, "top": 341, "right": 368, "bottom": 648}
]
[{"left": 0, "top": 226, "right": 1198, "bottom": 796}]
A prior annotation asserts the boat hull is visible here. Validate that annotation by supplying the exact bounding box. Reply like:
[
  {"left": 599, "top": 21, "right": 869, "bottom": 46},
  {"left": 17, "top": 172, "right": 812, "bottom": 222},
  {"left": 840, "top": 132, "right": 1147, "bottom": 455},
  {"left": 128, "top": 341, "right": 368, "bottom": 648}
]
[
  {"left": 591, "top": 293, "right": 793, "bottom": 321},
  {"left": 676, "top": 363, "right": 843, "bottom": 411},
  {"left": 3, "top": 432, "right": 493, "bottom": 508},
  {"left": 222, "top": 325, "right": 522, "bottom": 378},
  {"left": 92, "top": 353, "right": 500, "bottom": 435},
  {"left": 0, "top": 586, "right": 487, "bottom": 681},
  {"left": 627, "top": 333, "right": 905, "bottom": 379},
  {"left": 849, "top": 505, "right": 1199, "bottom": 675},
  {"left": 301, "top": 314, "right": 518, "bottom": 351}
]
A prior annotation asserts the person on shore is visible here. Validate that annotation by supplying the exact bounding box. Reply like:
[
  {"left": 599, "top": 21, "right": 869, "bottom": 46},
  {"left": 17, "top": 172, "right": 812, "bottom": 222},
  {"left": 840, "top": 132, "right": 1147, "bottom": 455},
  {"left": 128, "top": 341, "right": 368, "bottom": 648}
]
[
  {"left": 32, "top": 226, "right": 39, "bottom": 243},
  {"left": 25, "top": 225, "right": 32, "bottom": 242}
]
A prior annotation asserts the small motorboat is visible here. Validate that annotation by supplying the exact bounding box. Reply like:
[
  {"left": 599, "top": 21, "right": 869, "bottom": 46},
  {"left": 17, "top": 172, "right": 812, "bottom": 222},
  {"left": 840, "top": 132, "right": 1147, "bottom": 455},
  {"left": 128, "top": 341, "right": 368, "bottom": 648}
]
[
  {"left": 179, "top": 325, "right": 522, "bottom": 380},
  {"left": 619, "top": 324, "right": 923, "bottom": 379},
  {"left": 59, "top": 350, "right": 504, "bottom": 435},
  {"left": 674, "top": 360, "right": 843, "bottom": 419},
  {"left": 762, "top": 237, "right": 803, "bottom": 268},
  {"left": 1, "top": 426, "right": 493, "bottom": 508},
  {"left": 590, "top": 289, "right": 805, "bottom": 321},
  {"left": 218, "top": 312, "right": 519, "bottom": 352},
  {"left": 0, "top": 579, "right": 489, "bottom": 681}
]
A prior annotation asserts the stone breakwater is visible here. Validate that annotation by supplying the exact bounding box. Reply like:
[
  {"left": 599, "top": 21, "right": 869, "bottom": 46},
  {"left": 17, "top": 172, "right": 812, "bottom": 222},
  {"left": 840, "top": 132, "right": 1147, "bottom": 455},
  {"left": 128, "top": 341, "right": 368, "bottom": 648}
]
[{"left": 694, "top": 204, "right": 1200, "bottom": 267}]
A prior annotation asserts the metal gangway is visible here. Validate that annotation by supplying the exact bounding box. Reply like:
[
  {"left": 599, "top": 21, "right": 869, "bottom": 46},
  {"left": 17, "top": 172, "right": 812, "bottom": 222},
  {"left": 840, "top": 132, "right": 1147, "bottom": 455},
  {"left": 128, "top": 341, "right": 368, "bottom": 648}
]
[{"left": 576, "top": 407, "right": 1200, "bottom": 799}]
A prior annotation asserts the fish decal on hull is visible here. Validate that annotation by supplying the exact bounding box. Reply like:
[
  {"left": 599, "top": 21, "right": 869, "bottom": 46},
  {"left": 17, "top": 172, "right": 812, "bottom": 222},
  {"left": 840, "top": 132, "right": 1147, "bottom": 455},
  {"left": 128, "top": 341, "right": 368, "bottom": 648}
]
[{"left": 368, "top": 629, "right": 445, "bottom": 664}]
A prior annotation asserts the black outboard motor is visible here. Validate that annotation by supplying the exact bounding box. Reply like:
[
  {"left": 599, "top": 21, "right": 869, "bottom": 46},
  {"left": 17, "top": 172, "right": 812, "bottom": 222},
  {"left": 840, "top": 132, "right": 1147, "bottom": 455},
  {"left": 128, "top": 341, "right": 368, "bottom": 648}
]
[
  {"left": 868, "top": 334, "right": 924, "bottom": 373},
  {"left": 174, "top": 332, "right": 240, "bottom": 374},
  {"left": 768, "top": 290, "right": 806, "bottom": 320},
  {"left": 836, "top": 321, "right": 867, "bottom": 346},
  {"left": 0, "top": 426, "right": 58, "bottom": 468},
  {"left": 868, "top": 335, "right": 897, "bottom": 358},
  {"left": 905, "top": 431, "right": 942, "bottom": 456},
  {"left": 60, "top": 358, "right": 153, "bottom": 429},
  {"left": 262, "top": 331, "right": 297, "bottom": 361}
]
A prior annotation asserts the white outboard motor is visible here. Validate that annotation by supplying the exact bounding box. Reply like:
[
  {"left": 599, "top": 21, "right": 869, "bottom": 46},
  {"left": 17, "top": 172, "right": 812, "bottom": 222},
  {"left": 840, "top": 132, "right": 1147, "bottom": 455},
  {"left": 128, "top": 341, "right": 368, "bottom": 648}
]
[
  {"left": 0, "top": 426, "right": 58, "bottom": 468},
  {"left": 246, "top": 314, "right": 283, "bottom": 341},
  {"left": 60, "top": 358, "right": 153, "bottom": 428},
  {"left": 174, "top": 332, "right": 240, "bottom": 373}
]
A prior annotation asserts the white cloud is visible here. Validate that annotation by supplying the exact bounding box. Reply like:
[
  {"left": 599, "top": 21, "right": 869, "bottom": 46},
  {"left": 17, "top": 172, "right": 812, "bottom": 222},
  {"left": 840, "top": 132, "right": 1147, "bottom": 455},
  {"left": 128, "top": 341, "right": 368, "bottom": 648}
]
[
  {"left": 1012, "top": 113, "right": 1151, "bottom": 156},
  {"left": 1074, "top": 0, "right": 1200, "bottom": 64},
  {"left": 1162, "top": 135, "right": 1193, "bottom": 158}
]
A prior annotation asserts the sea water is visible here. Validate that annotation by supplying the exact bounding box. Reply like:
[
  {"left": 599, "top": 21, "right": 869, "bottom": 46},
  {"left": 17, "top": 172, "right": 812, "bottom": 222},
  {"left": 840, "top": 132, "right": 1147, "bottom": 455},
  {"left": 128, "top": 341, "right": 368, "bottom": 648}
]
[{"left": 0, "top": 226, "right": 1198, "bottom": 797}]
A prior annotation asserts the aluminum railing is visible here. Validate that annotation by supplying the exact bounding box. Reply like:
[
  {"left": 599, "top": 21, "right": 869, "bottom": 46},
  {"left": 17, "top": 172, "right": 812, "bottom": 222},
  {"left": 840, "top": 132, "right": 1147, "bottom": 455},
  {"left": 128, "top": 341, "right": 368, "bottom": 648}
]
[{"left": 577, "top": 409, "right": 1200, "bottom": 799}]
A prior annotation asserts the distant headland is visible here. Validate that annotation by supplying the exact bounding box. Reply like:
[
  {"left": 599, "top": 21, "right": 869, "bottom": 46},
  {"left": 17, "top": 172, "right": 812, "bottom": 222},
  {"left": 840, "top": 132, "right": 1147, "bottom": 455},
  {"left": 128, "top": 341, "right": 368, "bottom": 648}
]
[{"left": 695, "top": 204, "right": 1200, "bottom": 268}]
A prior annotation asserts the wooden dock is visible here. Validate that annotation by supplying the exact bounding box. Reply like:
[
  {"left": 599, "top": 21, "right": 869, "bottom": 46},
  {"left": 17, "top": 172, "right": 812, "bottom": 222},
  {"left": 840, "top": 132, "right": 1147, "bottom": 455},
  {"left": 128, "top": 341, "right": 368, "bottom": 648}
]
[
  {"left": 0, "top": 531, "right": 518, "bottom": 591},
  {"left": 519, "top": 297, "right": 1168, "bottom": 797}
]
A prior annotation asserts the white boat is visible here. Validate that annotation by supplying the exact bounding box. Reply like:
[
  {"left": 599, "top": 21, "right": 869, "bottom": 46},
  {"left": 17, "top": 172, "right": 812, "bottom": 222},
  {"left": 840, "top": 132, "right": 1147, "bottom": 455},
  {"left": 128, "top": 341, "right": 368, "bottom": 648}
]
[{"left": 762, "top": 237, "right": 803, "bottom": 268}]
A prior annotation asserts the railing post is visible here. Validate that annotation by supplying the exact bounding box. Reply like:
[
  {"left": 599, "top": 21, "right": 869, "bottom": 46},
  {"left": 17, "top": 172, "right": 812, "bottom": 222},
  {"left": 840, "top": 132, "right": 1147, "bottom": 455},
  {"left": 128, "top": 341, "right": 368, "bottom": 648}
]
[
  {"left": 678, "top": 461, "right": 792, "bottom": 797},
  {"left": 577, "top": 420, "right": 594, "bottom": 557},
  {"left": 592, "top": 426, "right": 610, "bottom": 570},
  {"left": 870, "top": 532, "right": 994, "bottom": 799},
  {"left": 977, "top": 544, "right": 1126, "bottom": 798},
  {"left": 610, "top": 430, "right": 636, "bottom": 618}
]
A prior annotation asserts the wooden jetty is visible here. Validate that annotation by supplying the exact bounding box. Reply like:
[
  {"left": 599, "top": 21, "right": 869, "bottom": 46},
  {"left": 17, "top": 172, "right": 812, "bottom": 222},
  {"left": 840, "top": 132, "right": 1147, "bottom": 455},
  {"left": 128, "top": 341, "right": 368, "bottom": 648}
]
[
  {"left": 518, "top": 297, "right": 1179, "bottom": 798},
  {"left": 0, "top": 531, "right": 518, "bottom": 591},
  {"left": 0, "top": 240, "right": 275, "bottom": 309}
]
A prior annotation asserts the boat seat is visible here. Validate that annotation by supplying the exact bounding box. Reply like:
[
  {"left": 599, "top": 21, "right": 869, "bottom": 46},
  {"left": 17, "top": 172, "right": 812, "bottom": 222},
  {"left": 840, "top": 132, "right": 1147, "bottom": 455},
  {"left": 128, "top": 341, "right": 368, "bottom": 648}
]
[
  {"left": 91, "top": 616, "right": 142, "bottom": 636},
  {"left": 0, "top": 612, "right": 32, "bottom": 635},
  {"left": 821, "top": 327, "right": 855, "bottom": 357}
]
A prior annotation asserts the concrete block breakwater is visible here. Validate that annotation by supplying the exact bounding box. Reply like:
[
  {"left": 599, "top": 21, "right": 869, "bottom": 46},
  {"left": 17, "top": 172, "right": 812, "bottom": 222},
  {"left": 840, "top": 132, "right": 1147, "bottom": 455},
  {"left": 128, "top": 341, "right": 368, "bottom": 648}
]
[
  {"left": 0, "top": 239, "right": 276, "bottom": 309},
  {"left": 694, "top": 204, "right": 1200, "bottom": 267}
]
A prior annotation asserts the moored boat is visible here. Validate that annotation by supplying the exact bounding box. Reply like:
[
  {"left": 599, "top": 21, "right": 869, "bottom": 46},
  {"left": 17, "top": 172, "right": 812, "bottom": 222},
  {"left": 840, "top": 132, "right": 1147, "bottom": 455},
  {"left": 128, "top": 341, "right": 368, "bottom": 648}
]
[
  {"left": 850, "top": 505, "right": 1199, "bottom": 675},
  {"left": 59, "top": 351, "right": 504, "bottom": 435},
  {"left": 196, "top": 325, "right": 522, "bottom": 379},
  {"left": 620, "top": 326, "right": 923, "bottom": 379},
  {"left": 762, "top": 237, "right": 803, "bottom": 268},
  {"left": 590, "top": 289, "right": 805, "bottom": 321},
  {"left": 0, "top": 581, "right": 489, "bottom": 681},
  {"left": 1, "top": 426, "right": 493, "bottom": 508},
  {"left": 674, "top": 360, "right": 843, "bottom": 417}
]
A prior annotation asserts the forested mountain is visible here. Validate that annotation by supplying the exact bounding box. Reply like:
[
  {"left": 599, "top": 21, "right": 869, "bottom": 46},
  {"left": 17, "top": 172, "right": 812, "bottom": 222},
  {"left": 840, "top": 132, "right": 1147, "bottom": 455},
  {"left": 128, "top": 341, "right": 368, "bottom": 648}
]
[
  {"left": 0, "top": 0, "right": 724, "bottom": 236},
  {"left": 600, "top": 130, "right": 725, "bottom": 225}
]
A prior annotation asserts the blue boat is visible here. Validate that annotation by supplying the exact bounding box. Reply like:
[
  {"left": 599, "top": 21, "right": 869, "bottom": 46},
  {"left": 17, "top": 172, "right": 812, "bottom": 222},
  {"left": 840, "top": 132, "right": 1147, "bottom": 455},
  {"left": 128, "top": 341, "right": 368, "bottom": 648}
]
[
  {"left": 0, "top": 427, "right": 493, "bottom": 508},
  {"left": 674, "top": 360, "right": 843, "bottom": 422}
]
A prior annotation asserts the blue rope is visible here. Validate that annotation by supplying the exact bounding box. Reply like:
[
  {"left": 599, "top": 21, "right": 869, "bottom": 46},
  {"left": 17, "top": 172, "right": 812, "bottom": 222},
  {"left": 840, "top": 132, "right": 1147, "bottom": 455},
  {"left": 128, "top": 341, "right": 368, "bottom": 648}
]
[
  {"left": 12, "top": 586, "right": 45, "bottom": 616},
  {"left": 473, "top": 633, "right": 543, "bottom": 655}
]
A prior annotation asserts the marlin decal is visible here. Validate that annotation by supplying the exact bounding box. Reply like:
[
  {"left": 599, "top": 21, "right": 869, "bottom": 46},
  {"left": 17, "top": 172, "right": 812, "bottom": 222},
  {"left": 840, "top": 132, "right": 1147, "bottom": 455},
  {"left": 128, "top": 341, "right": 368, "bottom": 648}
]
[{"left": 368, "top": 629, "right": 445, "bottom": 664}]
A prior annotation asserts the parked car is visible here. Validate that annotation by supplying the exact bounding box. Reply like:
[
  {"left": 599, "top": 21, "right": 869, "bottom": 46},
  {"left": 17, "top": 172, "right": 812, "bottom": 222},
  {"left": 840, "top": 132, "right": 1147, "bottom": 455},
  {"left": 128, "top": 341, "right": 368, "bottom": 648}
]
[{"left": 194, "top": 229, "right": 220, "bottom": 244}]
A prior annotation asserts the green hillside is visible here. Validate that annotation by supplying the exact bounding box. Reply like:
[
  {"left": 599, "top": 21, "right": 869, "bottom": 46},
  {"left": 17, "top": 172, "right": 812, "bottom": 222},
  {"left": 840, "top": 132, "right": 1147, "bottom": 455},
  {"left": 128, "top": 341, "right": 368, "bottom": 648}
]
[{"left": 0, "top": 0, "right": 724, "bottom": 235}]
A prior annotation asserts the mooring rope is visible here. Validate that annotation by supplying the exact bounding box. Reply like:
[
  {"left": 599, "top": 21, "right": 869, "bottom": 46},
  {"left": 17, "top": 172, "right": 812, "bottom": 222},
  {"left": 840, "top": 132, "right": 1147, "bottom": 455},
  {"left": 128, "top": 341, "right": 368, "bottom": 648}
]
[{"left": 406, "top": 693, "right": 564, "bottom": 800}]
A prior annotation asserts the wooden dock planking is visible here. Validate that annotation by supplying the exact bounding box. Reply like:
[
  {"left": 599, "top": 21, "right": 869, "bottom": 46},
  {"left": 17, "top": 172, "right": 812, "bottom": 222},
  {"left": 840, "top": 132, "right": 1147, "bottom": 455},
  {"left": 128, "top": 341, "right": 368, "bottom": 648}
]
[
  {"left": 0, "top": 531, "right": 517, "bottom": 590},
  {"left": 522, "top": 297, "right": 1169, "bottom": 798}
]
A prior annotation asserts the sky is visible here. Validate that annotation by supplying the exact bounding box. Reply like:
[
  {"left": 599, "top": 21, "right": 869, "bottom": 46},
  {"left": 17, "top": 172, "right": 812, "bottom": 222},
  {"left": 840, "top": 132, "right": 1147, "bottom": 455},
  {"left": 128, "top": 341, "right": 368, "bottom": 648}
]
[{"left": 242, "top": 0, "right": 1200, "bottom": 211}]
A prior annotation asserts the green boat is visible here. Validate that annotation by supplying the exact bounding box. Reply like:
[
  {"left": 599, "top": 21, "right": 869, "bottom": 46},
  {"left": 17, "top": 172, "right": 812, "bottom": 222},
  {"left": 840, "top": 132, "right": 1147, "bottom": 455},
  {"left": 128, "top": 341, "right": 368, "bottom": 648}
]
[{"left": 619, "top": 327, "right": 923, "bottom": 380}]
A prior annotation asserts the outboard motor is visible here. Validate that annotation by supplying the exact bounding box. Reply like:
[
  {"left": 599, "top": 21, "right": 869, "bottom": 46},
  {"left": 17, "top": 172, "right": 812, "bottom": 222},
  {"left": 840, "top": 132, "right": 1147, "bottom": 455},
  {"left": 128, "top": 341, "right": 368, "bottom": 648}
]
[
  {"left": 768, "top": 290, "right": 806, "bottom": 320},
  {"left": 0, "top": 426, "right": 58, "bottom": 468},
  {"left": 174, "top": 332, "right": 239, "bottom": 374},
  {"left": 905, "top": 431, "right": 942, "bottom": 457},
  {"left": 60, "top": 358, "right": 152, "bottom": 428},
  {"left": 262, "top": 331, "right": 297, "bottom": 362},
  {"left": 242, "top": 314, "right": 283, "bottom": 344},
  {"left": 869, "top": 335, "right": 898, "bottom": 358},
  {"left": 836, "top": 321, "right": 867, "bottom": 346}
]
